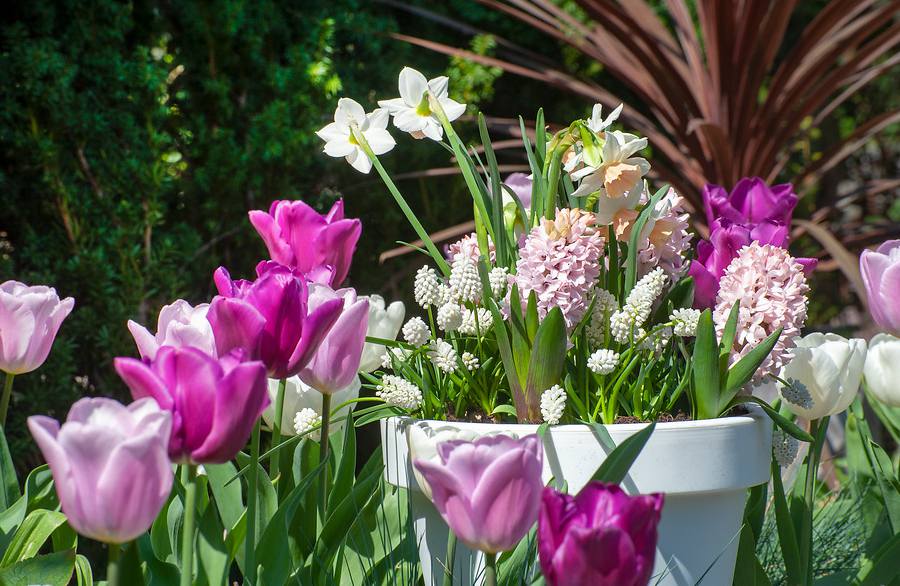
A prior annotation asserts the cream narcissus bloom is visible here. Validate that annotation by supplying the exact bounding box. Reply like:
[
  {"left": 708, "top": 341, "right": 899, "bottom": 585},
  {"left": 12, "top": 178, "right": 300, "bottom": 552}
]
[
  {"left": 315, "top": 98, "right": 395, "bottom": 174},
  {"left": 378, "top": 67, "right": 466, "bottom": 141},
  {"left": 863, "top": 334, "right": 900, "bottom": 407},
  {"left": 572, "top": 130, "right": 651, "bottom": 224},
  {"left": 586, "top": 102, "right": 623, "bottom": 133}
]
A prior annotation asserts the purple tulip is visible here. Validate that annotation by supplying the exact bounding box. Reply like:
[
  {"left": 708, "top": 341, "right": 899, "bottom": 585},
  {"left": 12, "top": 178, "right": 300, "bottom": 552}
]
[
  {"left": 209, "top": 263, "right": 343, "bottom": 379},
  {"left": 861, "top": 239, "right": 900, "bottom": 335},
  {"left": 127, "top": 299, "right": 216, "bottom": 360},
  {"left": 248, "top": 199, "right": 362, "bottom": 287},
  {"left": 703, "top": 177, "right": 798, "bottom": 227},
  {"left": 0, "top": 281, "right": 74, "bottom": 375},
  {"left": 504, "top": 173, "right": 533, "bottom": 209},
  {"left": 114, "top": 346, "right": 269, "bottom": 464},
  {"left": 298, "top": 284, "right": 369, "bottom": 395},
  {"left": 413, "top": 434, "right": 543, "bottom": 554},
  {"left": 28, "top": 397, "right": 173, "bottom": 543},
  {"left": 538, "top": 482, "right": 664, "bottom": 586}
]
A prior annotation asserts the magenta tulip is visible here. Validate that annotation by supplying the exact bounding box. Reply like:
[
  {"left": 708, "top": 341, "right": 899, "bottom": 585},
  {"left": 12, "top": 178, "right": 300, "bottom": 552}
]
[
  {"left": 127, "top": 299, "right": 216, "bottom": 360},
  {"left": 861, "top": 239, "right": 900, "bottom": 335},
  {"left": 28, "top": 397, "right": 173, "bottom": 543},
  {"left": 114, "top": 346, "right": 269, "bottom": 464},
  {"left": 0, "top": 281, "right": 74, "bottom": 375},
  {"left": 248, "top": 199, "right": 362, "bottom": 287},
  {"left": 703, "top": 177, "right": 798, "bottom": 227},
  {"left": 539, "top": 482, "right": 664, "bottom": 586},
  {"left": 210, "top": 263, "right": 343, "bottom": 379},
  {"left": 298, "top": 284, "right": 369, "bottom": 395},
  {"left": 413, "top": 434, "right": 543, "bottom": 554}
]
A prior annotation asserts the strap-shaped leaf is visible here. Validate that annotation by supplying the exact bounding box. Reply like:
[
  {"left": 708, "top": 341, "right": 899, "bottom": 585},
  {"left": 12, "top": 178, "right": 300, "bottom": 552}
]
[
  {"left": 724, "top": 328, "right": 782, "bottom": 396},
  {"left": 586, "top": 421, "right": 656, "bottom": 486},
  {"left": 524, "top": 307, "right": 567, "bottom": 422},
  {"left": 624, "top": 184, "right": 668, "bottom": 296},
  {"left": 0, "top": 509, "right": 67, "bottom": 567},
  {"left": 692, "top": 309, "right": 721, "bottom": 419}
]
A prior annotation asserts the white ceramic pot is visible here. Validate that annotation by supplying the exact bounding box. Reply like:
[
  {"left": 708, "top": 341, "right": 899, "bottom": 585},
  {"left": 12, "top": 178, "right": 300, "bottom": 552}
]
[{"left": 381, "top": 406, "right": 772, "bottom": 586}]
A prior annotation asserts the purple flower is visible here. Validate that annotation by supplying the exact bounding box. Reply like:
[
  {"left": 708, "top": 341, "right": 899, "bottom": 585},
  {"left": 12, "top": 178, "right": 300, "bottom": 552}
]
[
  {"left": 538, "top": 482, "right": 664, "bottom": 586},
  {"left": 248, "top": 199, "right": 362, "bottom": 287},
  {"left": 298, "top": 284, "right": 369, "bottom": 395},
  {"left": 28, "top": 397, "right": 173, "bottom": 543},
  {"left": 860, "top": 239, "right": 900, "bottom": 335},
  {"left": 127, "top": 299, "right": 216, "bottom": 360},
  {"left": 209, "top": 263, "right": 344, "bottom": 379},
  {"left": 504, "top": 173, "right": 533, "bottom": 209},
  {"left": 114, "top": 346, "right": 269, "bottom": 464},
  {"left": 703, "top": 177, "right": 798, "bottom": 227},
  {"left": 413, "top": 434, "right": 543, "bottom": 554},
  {"left": 0, "top": 281, "right": 74, "bottom": 375}
]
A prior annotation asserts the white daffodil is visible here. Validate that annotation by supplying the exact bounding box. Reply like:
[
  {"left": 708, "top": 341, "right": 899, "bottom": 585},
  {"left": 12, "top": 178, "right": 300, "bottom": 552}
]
[
  {"left": 863, "top": 333, "right": 900, "bottom": 407},
  {"left": 586, "top": 102, "right": 623, "bottom": 133},
  {"left": 378, "top": 67, "right": 466, "bottom": 141},
  {"left": 316, "top": 98, "right": 395, "bottom": 174},
  {"left": 571, "top": 130, "right": 650, "bottom": 223}
]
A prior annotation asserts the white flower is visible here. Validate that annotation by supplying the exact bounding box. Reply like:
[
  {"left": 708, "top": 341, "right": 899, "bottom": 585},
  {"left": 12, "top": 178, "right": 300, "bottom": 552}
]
[
  {"left": 448, "top": 258, "right": 481, "bottom": 303},
  {"left": 488, "top": 267, "right": 509, "bottom": 297},
  {"left": 436, "top": 303, "right": 463, "bottom": 332},
  {"left": 863, "top": 333, "right": 900, "bottom": 407},
  {"left": 358, "top": 295, "right": 405, "bottom": 372},
  {"left": 429, "top": 338, "right": 458, "bottom": 373},
  {"left": 262, "top": 375, "right": 358, "bottom": 437},
  {"left": 127, "top": 299, "right": 215, "bottom": 361},
  {"left": 586, "top": 103, "right": 623, "bottom": 133},
  {"left": 402, "top": 317, "right": 430, "bottom": 347},
  {"left": 540, "top": 385, "right": 567, "bottom": 425},
  {"left": 414, "top": 265, "right": 442, "bottom": 308},
  {"left": 779, "top": 333, "right": 867, "bottom": 420},
  {"left": 586, "top": 289, "right": 619, "bottom": 348},
  {"left": 588, "top": 349, "right": 619, "bottom": 375},
  {"left": 377, "top": 375, "right": 423, "bottom": 410},
  {"left": 641, "top": 327, "right": 672, "bottom": 353},
  {"left": 459, "top": 307, "right": 493, "bottom": 336},
  {"left": 378, "top": 67, "right": 466, "bottom": 141},
  {"left": 572, "top": 130, "right": 650, "bottom": 224},
  {"left": 609, "top": 268, "right": 666, "bottom": 343},
  {"left": 293, "top": 408, "right": 322, "bottom": 441},
  {"left": 772, "top": 429, "right": 799, "bottom": 467},
  {"left": 316, "top": 98, "right": 395, "bottom": 174},
  {"left": 670, "top": 308, "right": 701, "bottom": 337},
  {"left": 379, "top": 347, "right": 409, "bottom": 371},
  {"left": 461, "top": 352, "right": 480, "bottom": 371}
]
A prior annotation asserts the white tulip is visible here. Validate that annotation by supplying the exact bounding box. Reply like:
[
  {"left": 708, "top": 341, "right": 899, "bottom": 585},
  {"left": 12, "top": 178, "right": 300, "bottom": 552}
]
[
  {"left": 316, "top": 98, "right": 395, "bottom": 174},
  {"left": 863, "top": 333, "right": 900, "bottom": 407},
  {"left": 779, "top": 333, "right": 867, "bottom": 420},
  {"left": 377, "top": 67, "right": 466, "bottom": 141},
  {"left": 261, "top": 375, "right": 360, "bottom": 436},
  {"left": 358, "top": 295, "right": 405, "bottom": 373}
]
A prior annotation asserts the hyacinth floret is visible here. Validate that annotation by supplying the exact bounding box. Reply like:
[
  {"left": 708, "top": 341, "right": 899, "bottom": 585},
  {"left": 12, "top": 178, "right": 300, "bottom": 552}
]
[
  {"left": 540, "top": 385, "right": 567, "bottom": 425},
  {"left": 641, "top": 327, "right": 672, "bottom": 354},
  {"left": 488, "top": 267, "right": 509, "bottom": 297},
  {"left": 781, "top": 378, "right": 815, "bottom": 410},
  {"left": 587, "top": 349, "right": 620, "bottom": 375},
  {"left": 414, "top": 266, "right": 442, "bottom": 308},
  {"left": 609, "top": 268, "right": 667, "bottom": 343},
  {"left": 670, "top": 308, "right": 701, "bottom": 337},
  {"left": 429, "top": 338, "right": 458, "bottom": 373},
  {"left": 513, "top": 208, "right": 605, "bottom": 328},
  {"left": 772, "top": 429, "right": 799, "bottom": 467},
  {"left": 461, "top": 352, "right": 480, "bottom": 371},
  {"left": 458, "top": 307, "right": 493, "bottom": 336},
  {"left": 585, "top": 289, "right": 619, "bottom": 348},
  {"left": 293, "top": 408, "right": 322, "bottom": 441},
  {"left": 402, "top": 316, "right": 430, "bottom": 347},
  {"left": 446, "top": 232, "right": 495, "bottom": 266},
  {"left": 436, "top": 303, "right": 463, "bottom": 332},
  {"left": 714, "top": 242, "right": 809, "bottom": 381},
  {"left": 448, "top": 257, "right": 481, "bottom": 304},
  {"left": 376, "top": 375, "right": 423, "bottom": 410}
]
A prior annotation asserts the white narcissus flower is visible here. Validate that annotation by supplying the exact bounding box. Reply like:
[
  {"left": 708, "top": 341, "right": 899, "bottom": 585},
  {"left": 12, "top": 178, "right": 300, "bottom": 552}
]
[
  {"left": 779, "top": 333, "right": 867, "bottom": 420},
  {"left": 863, "top": 333, "right": 900, "bottom": 407},
  {"left": 378, "top": 67, "right": 466, "bottom": 141},
  {"left": 261, "top": 375, "right": 359, "bottom": 436},
  {"left": 586, "top": 103, "right": 623, "bottom": 133},
  {"left": 316, "top": 98, "right": 395, "bottom": 174},
  {"left": 572, "top": 131, "right": 650, "bottom": 224},
  {"left": 358, "top": 295, "right": 405, "bottom": 373}
]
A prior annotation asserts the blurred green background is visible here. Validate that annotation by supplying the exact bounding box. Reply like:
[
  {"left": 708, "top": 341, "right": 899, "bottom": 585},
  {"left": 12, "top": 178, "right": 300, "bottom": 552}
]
[{"left": 1, "top": 0, "right": 897, "bottom": 465}]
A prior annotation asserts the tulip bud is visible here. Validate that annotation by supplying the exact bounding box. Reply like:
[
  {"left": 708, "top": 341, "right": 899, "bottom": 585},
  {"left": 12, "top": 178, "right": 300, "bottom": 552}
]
[
  {"left": 0, "top": 281, "right": 74, "bottom": 375},
  {"left": 863, "top": 334, "right": 900, "bottom": 407},
  {"left": 860, "top": 240, "right": 900, "bottom": 335}
]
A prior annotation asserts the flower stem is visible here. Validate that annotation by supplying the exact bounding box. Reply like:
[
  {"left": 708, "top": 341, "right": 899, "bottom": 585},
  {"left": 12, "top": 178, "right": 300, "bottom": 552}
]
[
  {"left": 270, "top": 378, "right": 287, "bottom": 491},
  {"left": 484, "top": 552, "right": 498, "bottom": 586},
  {"left": 245, "top": 420, "right": 261, "bottom": 584},
  {"left": 801, "top": 417, "right": 827, "bottom": 586},
  {"left": 107, "top": 543, "right": 121, "bottom": 586},
  {"left": 0, "top": 373, "right": 14, "bottom": 428},
  {"left": 180, "top": 464, "right": 198, "bottom": 586},
  {"left": 442, "top": 532, "right": 457, "bottom": 586},
  {"left": 319, "top": 393, "right": 332, "bottom": 518}
]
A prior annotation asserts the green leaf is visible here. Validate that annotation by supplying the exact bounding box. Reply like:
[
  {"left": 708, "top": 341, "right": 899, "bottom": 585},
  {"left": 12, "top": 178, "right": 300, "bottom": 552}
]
[
  {"left": 587, "top": 422, "right": 656, "bottom": 486},
  {"left": 73, "top": 554, "right": 92, "bottom": 586},
  {"left": 0, "top": 465, "right": 55, "bottom": 553},
  {"left": 0, "top": 509, "right": 68, "bottom": 567},
  {"left": 137, "top": 534, "right": 181, "bottom": 586},
  {"left": 734, "top": 396, "right": 814, "bottom": 442},
  {"left": 692, "top": 309, "right": 721, "bottom": 419},
  {"left": 490, "top": 404, "right": 518, "bottom": 418},
  {"left": 0, "top": 548, "right": 74, "bottom": 586},
  {"left": 717, "top": 301, "right": 741, "bottom": 380},
  {"left": 329, "top": 413, "right": 357, "bottom": 519},
  {"left": 771, "top": 459, "right": 804, "bottom": 585},
  {"left": 723, "top": 328, "right": 782, "bottom": 396},
  {"left": 120, "top": 540, "right": 144, "bottom": 585},
  {"left": 732, "top": 524, "right": 771, "bottom": 586},
  {"left": 353, "top": 404, "right": 405, "bottom": 428},
  {"left": 524, "top": 307, "right": 567, "bottom": 422},
  {"left": 197, "top": 500, "right": 229, "bottom": 586},
  {"left": 498, "top": 526, "right": 537, "bottom": 586},
  {"left": 623, "top": 185, "right": 668, "bottom": 296},
  {"left": 205, "top": 462, "right": 244, "bottom": 539},
  {"left": 0, "top": 428, "right": 20, "bottom": 511},
  {"left": 478, "top": 112, "right": 507, "bottom": 267},
  {"left": 857, "top": 530, "right": 900, "bottom": 585}
]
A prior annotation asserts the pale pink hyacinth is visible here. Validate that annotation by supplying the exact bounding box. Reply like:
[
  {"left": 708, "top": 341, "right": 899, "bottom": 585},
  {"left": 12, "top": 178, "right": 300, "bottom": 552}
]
[
  {"left": 446, "top": 232, "right": 495, "bottom": 265},
  {"left": 713, "top": 242, "right": 809, "bottom": 381},
  {"left": 613, "top": 188, "right": 691, "bottom": 277},
  {"left": 514, "top": 208, "right": 605, "bottom": 328}
]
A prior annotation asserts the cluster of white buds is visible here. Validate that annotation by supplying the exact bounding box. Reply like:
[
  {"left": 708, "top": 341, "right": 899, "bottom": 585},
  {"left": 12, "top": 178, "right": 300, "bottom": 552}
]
[
  {"left": 540, "top": 385, "right": 567, "bottom": 425},
  {"left": 587, "top": 349, "right": 620, "bottom": 375},
  {"left": 609, "top": 268, "right": 667, "bottom": 344},
  {"left": 436, "top": 302, "right": 463, "bottom": 332},
  {"left": 293, "top": 408, "right": 322, "bottom": 440},
  {"left": 772, "top": 429, "right": 799, "bottom": 467},
  {"left": 586, "top": 289, "right": 619, "bottom": 348},
  {"left": 402, "top": 316, "right": 430, "bottom": 347},
  {"left": 640, "top": 327, "right": 672, "bottom": 354},
  {"left": 376, "top": 375, "right": 423, "bottom": 410},
  {"left": 429, "top": 338, "right": 458, "bottom": 373},
  {"left": 670, "top": 308, "right": 701, "bottom": 337},
  {"left": 488, "top": 267, "right": 509, "bottom": 297},
  {"left": 458, "top": 308, "right": 493, "bottom": 336},
  {"left": 461, "top": 352, "right": 480, "bottom": 371},
  {"left": 448, "top": 258, "right": 481, "bottom": 303},
  {"left": 414, "top": 265, "right": 443, "bottom": 308},
  {"left": 379, "top": 347, "right": 407, "bottom": 371}
]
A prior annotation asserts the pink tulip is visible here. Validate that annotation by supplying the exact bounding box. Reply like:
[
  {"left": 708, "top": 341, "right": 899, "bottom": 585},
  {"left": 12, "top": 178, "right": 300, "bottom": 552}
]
[
  {"left": 249, "top": 199, "right": 362, "bottom": 287},
  {"left": 0, "top": 281, "right": 74, "bottom": 375},
  {"left": 861, "top": 239, "right": 900, "bottom": 335},
  {"left": 539, "top": 483, "right": 663, "bottom": 586},
  {"left": 298, "top": 284, "right": 369, "bottom": 395},
  {"left": 209, "top": 263, "right": 343, "bottom": 379},
  {"left": 127, "top": 299, "right": 216, "bottom": 360},
  {"left": 28, "top": 397, "right": 173, "bottom": 543},
  {"left": 413, "top": 434, "right": 543, "bottom": 554},
  {"left": 114, "top": 346, "right": 269, "bottom": 464}
]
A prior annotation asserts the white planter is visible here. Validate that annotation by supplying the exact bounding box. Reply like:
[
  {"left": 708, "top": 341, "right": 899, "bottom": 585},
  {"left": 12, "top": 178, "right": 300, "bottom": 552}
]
[{"left": 381, "top": 406, "right": 772, "bottom": 586}]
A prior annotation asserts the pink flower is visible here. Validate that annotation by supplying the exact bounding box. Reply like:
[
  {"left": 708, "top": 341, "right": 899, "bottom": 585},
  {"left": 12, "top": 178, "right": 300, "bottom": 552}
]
[
  {"left": 860, "top": 239, "right": 900, "bottom": 335},
  {"left": 413, "top": 434, "right": 543, "bottom": 554},
  {"left": 127, "top": 299, "right": 216, "bottom": 360},
  {"left": 703, "top": 177, "right": 798, "bottom": 227},
  {"left": 713, "top": 242, "right": 809, "bottom": 380},
  {"left": 613, "top": 188, "right": 691, "bottom": 277},
  {"left": 0, "top": 281, "right": 74, "bottom": 375},
  {"left": 446, "top": 232, "right": 495, "bottom": 265},
  {"left": 248, "top": 199, "right": 361, "bottom": 287},
  {"left": 514, "top": 209, "right": 605, "bottom": 328}
]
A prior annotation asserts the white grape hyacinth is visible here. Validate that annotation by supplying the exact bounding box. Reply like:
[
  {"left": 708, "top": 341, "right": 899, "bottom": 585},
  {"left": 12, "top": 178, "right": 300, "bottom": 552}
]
[
  {"left": 436, "top": 302, "right": 463, "bottom": 332},
  {"left": 448, "top": 257, "right": 481, "bottom": 303},
  {"left": 316, "top": 98, "right": 395, "bottom": 174},
  {"left": 540, "top": 385, "right": 567, "bottom": 425},
  {"left": 377, "top": 375, "right": 423, "bottom": 410},
  {"left": 459, "top": 307, "right": 493, "bottom": 336},
  {"left": 670, "top": 308, "right": 701, "bottom": 337},
  {"left": 378, "top": 67, "right": 466, "bottom": 141},
  {"left": 488, "top": 267, "right": 509, "bottom": 297},
  {"left": 587, "top": 349, "right": 620, "bottom": 375},
  {"left": 413, "top": 265, "right": 442, "bottom": 308},
  {"left": 461, "top": 352, "right": 480, "bottom": 371},
  {"left": 772, "top": 429, "right": 799, "bottom": 467},
  {"left": 429, "top": 338, "right": 458, "bottom": 373},
  {"left": 402, "top": 316, "right": 430, "bottom": 347},
  {"left": 610, "top": 268, "right": 667, "bottom": 343},
  {"left": 293, "top": 408, "right": 322, "bottom": 441}
]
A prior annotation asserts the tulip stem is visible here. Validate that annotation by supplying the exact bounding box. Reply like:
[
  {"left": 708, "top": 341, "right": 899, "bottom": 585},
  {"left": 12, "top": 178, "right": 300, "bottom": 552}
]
[
  {"left": 484, "top": 552, "right": 498, "bottom": 586},
  {"left": 0, "top": 373, "right": 14, "bottom": 428},
  {"left": 107, "top": 543, "right": 121, "bottom": 586},
  {"left": 271, "top": 378, "right": 287, "bottom": 490},
  {"left": 180, "top": 464, "right": 198, "bottom": 586},
  {"left": 442, "top": 532, "right": 457, "bottom": 586},
  {"left": 245, "top": 420, "right": 261, "bottom": 584},
  {"left": 319, "top": 393, "right": 332, "bottom": 517}
]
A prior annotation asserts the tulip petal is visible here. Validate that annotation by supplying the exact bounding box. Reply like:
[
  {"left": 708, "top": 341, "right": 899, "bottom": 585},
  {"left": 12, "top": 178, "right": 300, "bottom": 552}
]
[
  {"left": 27, "top": 416, "right": 83, "bottom": 527},
  {"left": 127, "top": 320, "right": 160, "bottom": 360},
  {"left": 288, "top": 297, "right": 343, "bottom": 375},
  {"left": 207, "top": 296, "right": 265, "bottom": 359},
  {"left": 249, "top": 209, "right": 295, "bottom": 266},
  {"left": 114, "top": 357, "right": 174, "bottom": 410}
]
